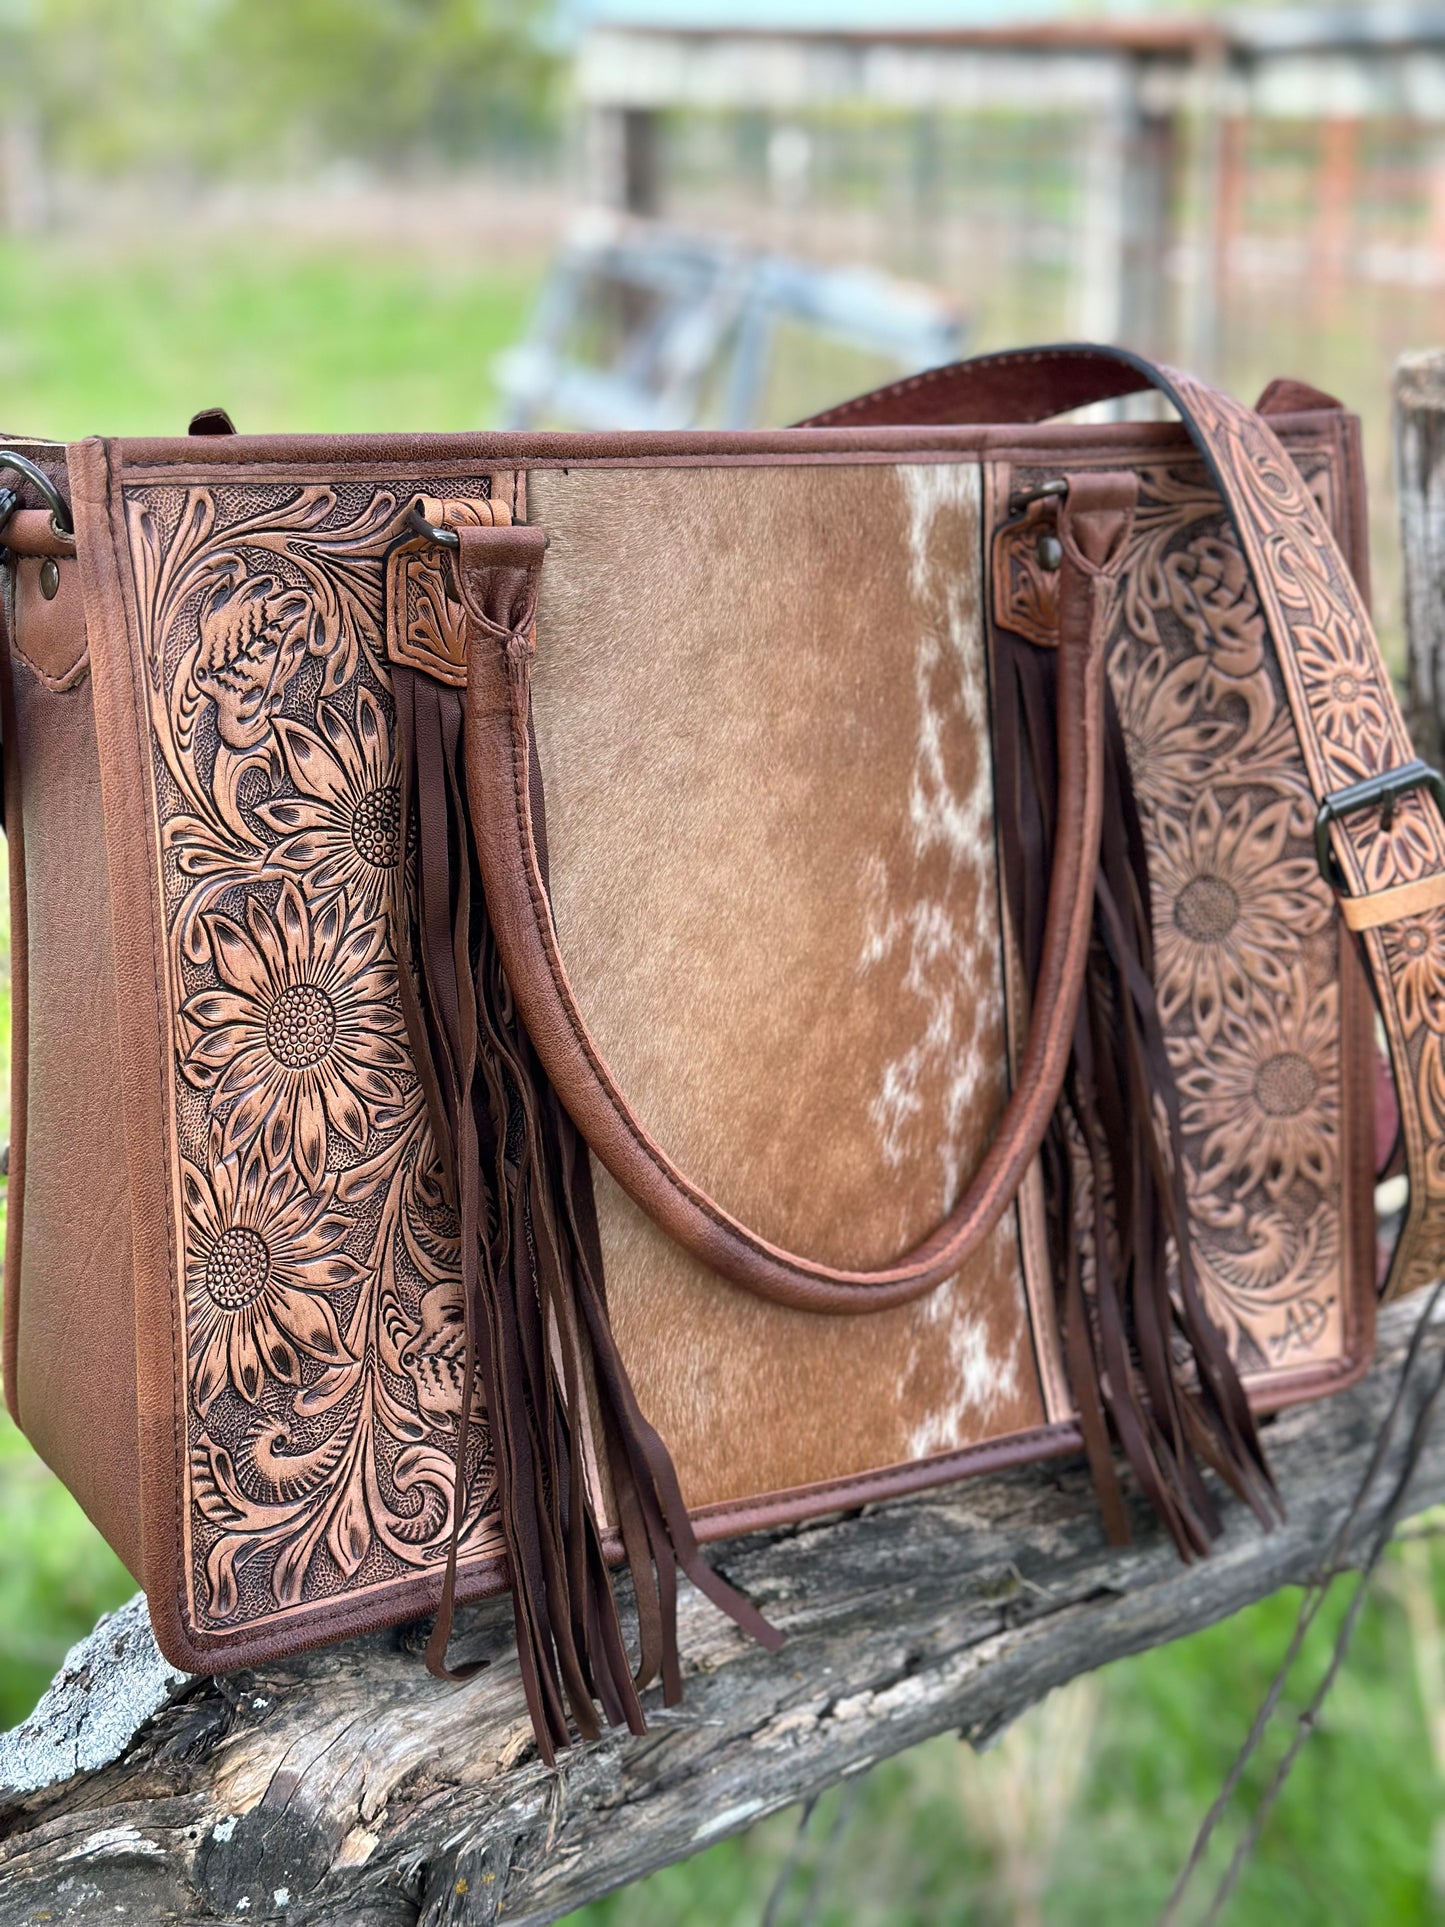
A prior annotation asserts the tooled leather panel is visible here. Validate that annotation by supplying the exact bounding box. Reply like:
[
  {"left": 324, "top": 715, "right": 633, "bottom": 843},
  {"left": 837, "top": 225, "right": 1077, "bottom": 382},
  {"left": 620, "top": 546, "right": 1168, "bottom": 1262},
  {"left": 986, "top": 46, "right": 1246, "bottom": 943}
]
[
  {"left": 1161, "top": 377, "right": 1441, "bottom": 1303},
  {"left": 993, "top": 512, "right": 1059, "bottom": 649},
  {"left": 384, "top": 494, "right": 510, "bottom": 686},
  {"left": 103, "top": 429, "right": 1368, "bottom": 1647},
  {"left": 995, "top": 443, "right": 1366, "bottom": 1383},
  {"left": 526, "top": 461, "right": 1047, "bottom": 1507},
  {"left": 118, "top": 475, "right": 510, "bottom": 1644}
]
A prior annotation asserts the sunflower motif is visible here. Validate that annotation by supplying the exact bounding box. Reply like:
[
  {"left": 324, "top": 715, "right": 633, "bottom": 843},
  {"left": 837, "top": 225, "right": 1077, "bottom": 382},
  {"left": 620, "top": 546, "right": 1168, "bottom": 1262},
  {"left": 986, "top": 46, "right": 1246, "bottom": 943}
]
[
  {"left": 1350, "top": 791, "right": 1445, "bottom": 896},
  {"left": 1381, "top": 912, "right": 1445, "bottom": 1037},
  {"left": 184, "top": 1152, "right": 363, "bottom": 1410},
  {"left": 1175, "top": 974, "right": 1339, "bottom": 1201},
  {"left": 1109, "top": 642, "right": 1233, "bottom": 825},
  {"left": 1293, "top": 624, "right": 1391, "bottom": 781},
  {"left": 1151, "top": 791, "right": 1329, "bottom": 1044},
  {"left": 255, "top": 687, "right": 402, "bottom": 922},
  {"left": 181, "top": 879, "right": 412, "bottom": 1185}
]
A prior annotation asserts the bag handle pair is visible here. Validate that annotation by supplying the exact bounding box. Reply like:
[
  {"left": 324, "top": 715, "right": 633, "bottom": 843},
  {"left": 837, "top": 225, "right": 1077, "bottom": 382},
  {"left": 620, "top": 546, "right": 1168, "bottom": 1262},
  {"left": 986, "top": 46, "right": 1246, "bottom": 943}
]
[{"left": 459, "top": 345, "right": 1445, "bottom": 1309}]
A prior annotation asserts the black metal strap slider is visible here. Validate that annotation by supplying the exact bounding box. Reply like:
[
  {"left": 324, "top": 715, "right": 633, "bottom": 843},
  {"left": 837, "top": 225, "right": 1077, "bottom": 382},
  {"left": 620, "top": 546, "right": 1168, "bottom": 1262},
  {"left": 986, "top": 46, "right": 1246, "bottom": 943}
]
[{"left": 1314, "top": 759, "right": 1445, "bottom": 887}]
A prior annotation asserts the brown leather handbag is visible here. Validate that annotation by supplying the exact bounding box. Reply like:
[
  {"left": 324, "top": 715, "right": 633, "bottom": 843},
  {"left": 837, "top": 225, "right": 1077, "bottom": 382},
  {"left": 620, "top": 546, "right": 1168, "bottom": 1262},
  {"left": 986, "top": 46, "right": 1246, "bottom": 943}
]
[{"left": 1, "top": 346, "right": 1436, "bottom": 1761}]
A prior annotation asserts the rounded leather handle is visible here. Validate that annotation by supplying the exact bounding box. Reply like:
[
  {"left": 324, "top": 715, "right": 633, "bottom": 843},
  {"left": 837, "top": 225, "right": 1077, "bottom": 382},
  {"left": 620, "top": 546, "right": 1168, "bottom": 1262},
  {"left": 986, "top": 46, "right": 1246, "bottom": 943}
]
[{"left": 463, "top": 482, "right": 1130, "bottom": 1314}]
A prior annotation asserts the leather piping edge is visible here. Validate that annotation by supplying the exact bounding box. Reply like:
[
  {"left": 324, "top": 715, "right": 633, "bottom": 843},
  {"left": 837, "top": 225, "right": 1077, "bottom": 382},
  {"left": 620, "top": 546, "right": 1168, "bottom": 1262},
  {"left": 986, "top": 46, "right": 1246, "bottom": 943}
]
[
  {"left": 68, "top": 436, "right": 196, "bottom": 1673},
  {"left": 0, "top": 564, "right": 27, "bottom": 1426},
  {"left": 144, "top": 1321, "right": 1372, "bottom": 1673}
]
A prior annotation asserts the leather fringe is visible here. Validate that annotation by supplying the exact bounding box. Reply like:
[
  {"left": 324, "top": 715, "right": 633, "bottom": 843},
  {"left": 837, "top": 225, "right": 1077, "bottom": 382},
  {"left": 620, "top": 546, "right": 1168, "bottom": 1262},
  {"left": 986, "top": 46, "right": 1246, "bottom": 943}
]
[
  {"left": 993, "top": 627, "right": 1279, "bottom": 1555},
  {"left": 391, "top": 665, "right": 781, "bottom": 1765}
]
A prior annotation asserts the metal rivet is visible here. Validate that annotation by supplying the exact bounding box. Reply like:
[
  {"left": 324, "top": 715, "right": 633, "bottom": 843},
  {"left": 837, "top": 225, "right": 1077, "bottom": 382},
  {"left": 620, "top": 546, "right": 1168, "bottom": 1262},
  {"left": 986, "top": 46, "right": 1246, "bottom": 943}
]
[
  {"left": 1036, "top": 533, "right": 1063, "bottom": 573},
  {"left": 39, "top": 558, "right": 60, "bottom": 600}
]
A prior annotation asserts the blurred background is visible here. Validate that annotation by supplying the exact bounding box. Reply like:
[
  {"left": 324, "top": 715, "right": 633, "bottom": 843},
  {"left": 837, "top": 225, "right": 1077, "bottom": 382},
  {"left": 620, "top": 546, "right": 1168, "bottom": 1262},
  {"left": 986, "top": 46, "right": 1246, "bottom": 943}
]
[{"left": 4, "top": 0, "right": 1445, "bottom": 1918}]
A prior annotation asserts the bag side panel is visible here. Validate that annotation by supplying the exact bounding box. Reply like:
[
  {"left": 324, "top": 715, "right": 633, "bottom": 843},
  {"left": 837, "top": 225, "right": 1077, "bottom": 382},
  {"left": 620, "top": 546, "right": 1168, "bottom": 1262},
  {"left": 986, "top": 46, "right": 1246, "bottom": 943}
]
[
  {"left": 1, "top": 562, "right": 27, "bottom": 1426},
  {"left": 74, "top": 446, "right": 526, "bottom": 1671},
  {"left": 2, "top": 562, "right": 142, "bottom": 1577},
  {"left": 992, "top": 430, "right": 1376, "bottom": 1404}
]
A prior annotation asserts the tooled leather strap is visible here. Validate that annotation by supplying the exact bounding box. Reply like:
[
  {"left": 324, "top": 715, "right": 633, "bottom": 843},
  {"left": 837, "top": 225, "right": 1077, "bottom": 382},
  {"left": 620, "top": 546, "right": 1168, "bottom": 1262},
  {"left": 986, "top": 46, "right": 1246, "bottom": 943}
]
[
  {"left": 451, "top": 480, "right": 1136, "bottom": 1314},
  {"left": 810, "top": 343, "right": 1445, "bottom": 1299}
]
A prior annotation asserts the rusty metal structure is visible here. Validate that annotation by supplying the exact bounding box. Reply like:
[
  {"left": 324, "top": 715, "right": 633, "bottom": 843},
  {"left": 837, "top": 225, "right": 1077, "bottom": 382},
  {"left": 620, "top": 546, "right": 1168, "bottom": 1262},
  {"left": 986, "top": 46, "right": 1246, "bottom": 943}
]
[{"left": 576, "top": 8, "right": 1445, "bottom": 373}]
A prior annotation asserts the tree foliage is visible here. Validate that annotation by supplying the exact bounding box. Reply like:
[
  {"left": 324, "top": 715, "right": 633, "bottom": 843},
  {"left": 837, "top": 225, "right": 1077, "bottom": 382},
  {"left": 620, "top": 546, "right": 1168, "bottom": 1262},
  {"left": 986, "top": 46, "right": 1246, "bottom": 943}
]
[{"left": 0, "top": 0, "right": 561, "bottom": 184}]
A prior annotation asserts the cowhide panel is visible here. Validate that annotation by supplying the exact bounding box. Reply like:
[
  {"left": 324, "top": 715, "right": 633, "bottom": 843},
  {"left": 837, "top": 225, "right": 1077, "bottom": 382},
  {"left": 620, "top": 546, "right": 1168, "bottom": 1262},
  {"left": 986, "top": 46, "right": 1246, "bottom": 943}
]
[{"left": 527, "top": 460, "right": 1046, "bottom": 1507}]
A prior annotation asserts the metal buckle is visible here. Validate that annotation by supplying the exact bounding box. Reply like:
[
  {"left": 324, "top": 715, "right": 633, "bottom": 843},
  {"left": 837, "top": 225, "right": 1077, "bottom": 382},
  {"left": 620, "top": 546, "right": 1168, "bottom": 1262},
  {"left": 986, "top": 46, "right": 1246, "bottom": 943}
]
[
  {"left": 1007, "top": 476, "right": 1069, "bottom": 518},
  {"left": 1314, "top": 759, "right": 1445, "bottom": 887},
  {"left": 408, "top": 502, "right": 460, "bottom": 552},
  {"left": 0, "top": 450, "right": 74, "bottom": 540}
]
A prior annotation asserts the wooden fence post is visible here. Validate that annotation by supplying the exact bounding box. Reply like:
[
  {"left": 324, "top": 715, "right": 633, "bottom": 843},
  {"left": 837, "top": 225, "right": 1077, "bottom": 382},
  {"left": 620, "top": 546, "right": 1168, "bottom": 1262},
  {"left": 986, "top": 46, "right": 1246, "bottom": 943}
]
[{"left": 1395, "top": 349, "right": 1445, "bottom": 772}]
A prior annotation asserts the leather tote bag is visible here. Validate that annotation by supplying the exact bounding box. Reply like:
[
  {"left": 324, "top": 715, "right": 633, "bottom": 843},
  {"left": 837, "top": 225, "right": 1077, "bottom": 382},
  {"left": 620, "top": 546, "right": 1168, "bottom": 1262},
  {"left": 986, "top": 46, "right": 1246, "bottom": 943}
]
[{"left": 1, "top": 345, "right": 1434, "bottom": 1761}]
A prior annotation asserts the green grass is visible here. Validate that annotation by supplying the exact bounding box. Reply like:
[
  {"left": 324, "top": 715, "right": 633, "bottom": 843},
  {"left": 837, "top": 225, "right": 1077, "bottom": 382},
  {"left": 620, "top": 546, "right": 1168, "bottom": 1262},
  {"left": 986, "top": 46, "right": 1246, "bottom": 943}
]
[
  {"left": 0, "top": 222, "right": 1442, "bottom": 1922},
  {"left": 568, "top": 1568, "right": 1445, "bottom": 1925},
  {"left": 0, "top": 229, "right": 539, "bottom": 439}
]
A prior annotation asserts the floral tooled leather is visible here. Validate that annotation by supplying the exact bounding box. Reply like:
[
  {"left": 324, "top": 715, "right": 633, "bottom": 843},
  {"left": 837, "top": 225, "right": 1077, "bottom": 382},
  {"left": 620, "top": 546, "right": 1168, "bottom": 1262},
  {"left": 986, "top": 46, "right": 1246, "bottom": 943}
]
[
  {"left": 1157, "top": 367, "right": 1445, "bottom": 1300},
  {"left": 991, "top": 506, "right": 1060, "bottom": 648},
  {"left": 1000, "top": 448, "right": 1358, "bottom": 1375},
  {"left": 384, "top": 494, "right": 509, "bottom": 686},
  {"left": 126, "top": 478, "right": 506, "bottom": 1640}
]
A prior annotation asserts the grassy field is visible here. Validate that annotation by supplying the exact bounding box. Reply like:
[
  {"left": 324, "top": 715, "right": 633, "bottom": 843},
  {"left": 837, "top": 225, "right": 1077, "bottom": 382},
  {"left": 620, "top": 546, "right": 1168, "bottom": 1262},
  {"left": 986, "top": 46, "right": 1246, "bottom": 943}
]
[{"left": 1, "top": 222, "right": 1443, "bottom": 1923}]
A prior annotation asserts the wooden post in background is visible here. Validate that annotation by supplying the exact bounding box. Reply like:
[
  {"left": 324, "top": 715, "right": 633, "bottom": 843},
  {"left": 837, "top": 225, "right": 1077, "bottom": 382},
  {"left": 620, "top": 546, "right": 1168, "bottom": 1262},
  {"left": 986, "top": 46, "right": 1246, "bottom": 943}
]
[
  {"left": 584, "top": 105, "right": 661, "bottom": 216},
  {"left": 1395, "top": 350, "right": 1445, "bottom": 773}
]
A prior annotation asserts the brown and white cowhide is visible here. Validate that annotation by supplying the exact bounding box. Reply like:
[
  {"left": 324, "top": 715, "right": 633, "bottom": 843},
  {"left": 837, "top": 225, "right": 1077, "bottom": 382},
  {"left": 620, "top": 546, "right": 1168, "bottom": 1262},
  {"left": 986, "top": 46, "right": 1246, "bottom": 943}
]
[{"left": 528, "top": 459, "right": 1046, "bottom": 1511}]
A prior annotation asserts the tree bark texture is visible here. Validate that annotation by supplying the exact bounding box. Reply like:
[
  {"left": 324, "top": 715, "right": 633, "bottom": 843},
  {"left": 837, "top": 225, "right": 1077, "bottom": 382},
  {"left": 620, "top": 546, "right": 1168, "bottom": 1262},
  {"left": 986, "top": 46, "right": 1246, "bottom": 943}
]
[{"left": 0, "top": 1292, "right": 1440, "bottom": 1927}]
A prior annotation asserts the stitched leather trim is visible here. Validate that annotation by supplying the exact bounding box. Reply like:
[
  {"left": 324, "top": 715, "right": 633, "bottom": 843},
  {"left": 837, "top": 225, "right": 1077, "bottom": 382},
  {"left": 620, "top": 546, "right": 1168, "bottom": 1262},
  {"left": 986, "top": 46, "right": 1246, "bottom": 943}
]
[{"left": 10, "top": 638, "right": 89, "bottom": 693}]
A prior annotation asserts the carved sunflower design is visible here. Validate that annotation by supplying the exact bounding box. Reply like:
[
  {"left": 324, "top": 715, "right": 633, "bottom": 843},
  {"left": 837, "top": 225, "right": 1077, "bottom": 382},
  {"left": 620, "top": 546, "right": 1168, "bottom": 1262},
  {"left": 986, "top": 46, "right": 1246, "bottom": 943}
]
[
  {"left": 184, "top": 1152, "right": 364, "bottom": 1410},
  {"left": 1110, "top": 641, "right": 1233, "bottom": 825},
  {"left": 182, "top": 879, "right": 412, "bottom": 1185},
  {"left": 257, "top": 687, "right": 403, "bottom": 922},
  {"left": 1176, "top": 974, "right": 1339, "bottom": 1200},
  {"left": 1381, "top": 912, "right": 1445, "bottom": 1037},
  {"left": 1293, "top": 625, "right": 1391, "bottom": 781},
  {"left": 1151, "top": 791, "right": 1329, "bottom": 1044}
]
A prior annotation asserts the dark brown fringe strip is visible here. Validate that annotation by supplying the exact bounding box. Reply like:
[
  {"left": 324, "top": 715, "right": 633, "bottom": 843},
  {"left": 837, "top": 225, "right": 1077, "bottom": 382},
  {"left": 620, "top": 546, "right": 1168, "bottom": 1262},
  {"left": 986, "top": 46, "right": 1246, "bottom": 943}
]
[
  {"left": 992, "top": 624, "right": 1278, "bottom": 1555},
  {"left": 391, "top": 663, "right": 781, "bottom": 1766}
]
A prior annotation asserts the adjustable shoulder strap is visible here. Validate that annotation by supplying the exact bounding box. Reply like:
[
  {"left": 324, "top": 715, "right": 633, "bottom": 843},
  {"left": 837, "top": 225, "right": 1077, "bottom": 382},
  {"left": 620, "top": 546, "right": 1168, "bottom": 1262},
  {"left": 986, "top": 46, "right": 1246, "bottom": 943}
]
[{"left": 810, "top": 345, "right": 1445, "bottom": 1299}]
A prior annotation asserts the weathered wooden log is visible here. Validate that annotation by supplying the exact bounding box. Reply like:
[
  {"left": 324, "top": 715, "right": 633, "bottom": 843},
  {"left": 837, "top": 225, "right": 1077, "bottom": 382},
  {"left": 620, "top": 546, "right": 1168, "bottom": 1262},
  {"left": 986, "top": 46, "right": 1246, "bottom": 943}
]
[
  {"left": 0, "top": 1291, "right": 1439, "bottom": 1926},
  {"left": 1396, "top": 348, "right": 1445, "bottom": 770}
]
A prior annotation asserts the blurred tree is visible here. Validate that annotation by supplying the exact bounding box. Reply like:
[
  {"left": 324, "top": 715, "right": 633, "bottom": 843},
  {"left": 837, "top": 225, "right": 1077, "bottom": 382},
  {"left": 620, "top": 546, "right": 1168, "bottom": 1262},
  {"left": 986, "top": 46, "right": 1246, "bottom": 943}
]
[
  {"left": 0, "top": 0, "right": 561, "bottom": 223},
  {"left": 204, "top": 0, "right": 560, "bottom": 174}
]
